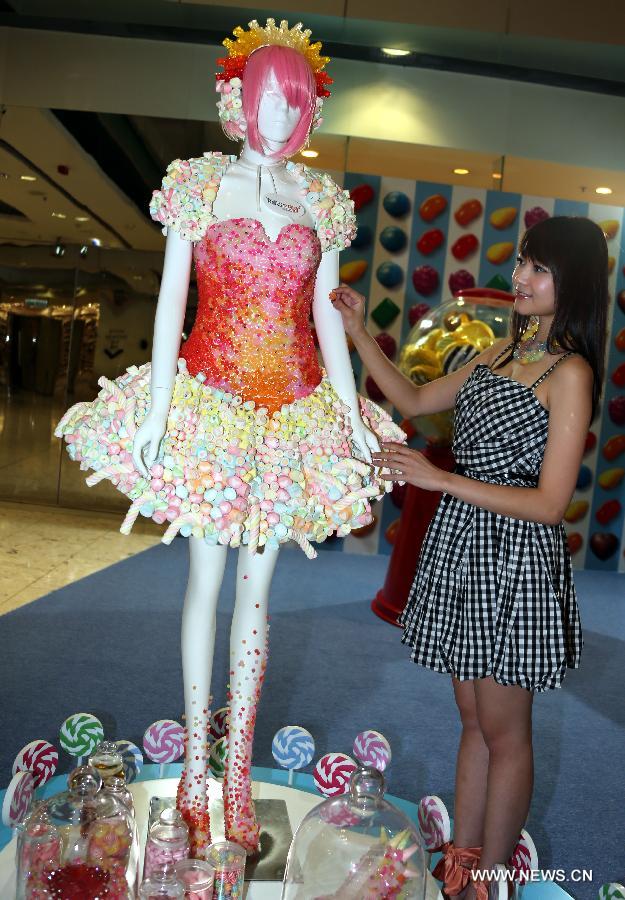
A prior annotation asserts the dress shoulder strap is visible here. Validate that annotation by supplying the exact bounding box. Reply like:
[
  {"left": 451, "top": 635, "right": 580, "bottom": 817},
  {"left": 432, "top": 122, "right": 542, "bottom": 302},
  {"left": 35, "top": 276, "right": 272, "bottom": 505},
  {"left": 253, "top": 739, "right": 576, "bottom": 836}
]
[
  {"left": 530, "top": 352, "right": 574, "bottom": 389},
  {"left": 488, "top": 341, "right": 514, "bottom": 369}
]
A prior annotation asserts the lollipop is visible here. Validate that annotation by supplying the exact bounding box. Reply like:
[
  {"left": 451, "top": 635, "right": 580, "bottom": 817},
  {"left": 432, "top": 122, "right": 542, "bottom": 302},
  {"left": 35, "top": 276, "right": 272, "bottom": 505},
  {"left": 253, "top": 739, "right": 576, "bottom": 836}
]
[
  {"left": 417, "top": 795, "right": 450, "bottom": 851},
  {"left": 272, "top": 726, "right": 315, "bottom": 785},
  {"left": 209, "top": 736, "right": 228, "bottom": 779},
  {"left": 115, "top": 740, "right": 144, "bottom": 783},
  {"left": 12, "top": 740, "right": 58, "bottom": 787},
  {"left": 2, "top": 771, "right": 35, "bottom": 827},
  {"left": 598, "top": 885, "right": 625, "bottom": 900},
  {"left": 313, "top": 753, "right": 357, "bottom": 797},
  {"left": 353, "top": 730, "right": 391, "bottom": 772},
  {"left": 59, "top": 713, "right": 104, "bottom": 763},
  {"left": 143, "top": 720, "right": 185, "bottom": 778},
  {"left": 209, "top": 707, "right": 229, "bottom": 741}
]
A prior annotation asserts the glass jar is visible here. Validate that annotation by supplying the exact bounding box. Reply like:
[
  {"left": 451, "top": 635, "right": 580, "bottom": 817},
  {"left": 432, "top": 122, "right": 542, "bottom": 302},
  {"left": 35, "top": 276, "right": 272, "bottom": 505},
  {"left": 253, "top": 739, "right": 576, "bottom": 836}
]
[
  {"left": 102, "top": 776, "right": 135, "bottom": 817},
  {"left": 282, "top": 766, "right": 427, "bottom": 899},
  {"left": 16, "top": 816, "right": 62, "bottom": 900},
  {"left": 206, "top": 841, "right": 245, "bottom": 900},
  {"left": 139, "top": 863, "right": 185, "bottom": 899},
  {"left": 174, "top": 859, "right": 215, "bottom": 899},
  {"left": 89, "top": 741, "right": 125, "bottom": 783},
  {"left": 143, "top": 808, "right": 190, "bottom": 879},
  {"left": 16, "top": 765, "right": 137, "bottom": 899}
]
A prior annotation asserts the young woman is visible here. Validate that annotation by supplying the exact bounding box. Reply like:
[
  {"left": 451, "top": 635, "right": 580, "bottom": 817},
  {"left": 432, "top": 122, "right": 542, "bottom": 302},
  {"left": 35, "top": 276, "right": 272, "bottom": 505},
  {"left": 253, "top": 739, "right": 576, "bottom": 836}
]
[{"left": 330, "top": 216, "right": 609, "bottom": 898}]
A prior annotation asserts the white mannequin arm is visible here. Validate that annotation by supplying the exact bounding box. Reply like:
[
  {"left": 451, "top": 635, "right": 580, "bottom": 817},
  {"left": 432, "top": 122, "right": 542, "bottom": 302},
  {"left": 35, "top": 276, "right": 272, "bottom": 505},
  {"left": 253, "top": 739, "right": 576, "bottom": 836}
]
[
  {"left": 313, "top": 250, "right": 379, "bottom": 462},
  {"left": 132, "top": 230, "right": 193, "bottom": 476}
]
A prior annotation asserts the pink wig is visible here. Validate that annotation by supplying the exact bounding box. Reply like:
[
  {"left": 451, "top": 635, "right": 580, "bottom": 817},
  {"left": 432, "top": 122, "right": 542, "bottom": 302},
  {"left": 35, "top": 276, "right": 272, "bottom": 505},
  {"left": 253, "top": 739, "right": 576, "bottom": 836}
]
[{"left": 242, "top": 45, "right": 316, "bottom": 158}]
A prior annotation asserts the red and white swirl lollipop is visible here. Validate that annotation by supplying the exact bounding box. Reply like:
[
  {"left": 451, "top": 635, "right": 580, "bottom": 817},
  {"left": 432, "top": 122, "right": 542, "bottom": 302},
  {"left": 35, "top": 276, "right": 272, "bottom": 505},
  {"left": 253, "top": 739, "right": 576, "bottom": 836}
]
[
  {"left": 13, "top": 740, "right": 59, "bottom": 788},
  {"left": 143, "top": 719, "right": 185, "bottom": 778},
  {"left": 313, "top": 753, "right": 357, "bottom": 797},
  {"left": 209, "top": 707, "right": 229, "bottom": 742},
  {"left": 353, "top": 730, "right": 391, "bottom": 772},
  {"left": 2, "top": 771, "right": 35, "bottom": 827}
]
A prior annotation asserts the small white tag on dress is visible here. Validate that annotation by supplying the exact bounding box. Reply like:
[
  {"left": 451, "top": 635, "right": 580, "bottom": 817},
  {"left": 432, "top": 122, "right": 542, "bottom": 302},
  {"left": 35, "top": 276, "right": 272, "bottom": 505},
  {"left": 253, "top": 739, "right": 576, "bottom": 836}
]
[{"left": 263, "top": 192, "right": 307, "bottom": 219}]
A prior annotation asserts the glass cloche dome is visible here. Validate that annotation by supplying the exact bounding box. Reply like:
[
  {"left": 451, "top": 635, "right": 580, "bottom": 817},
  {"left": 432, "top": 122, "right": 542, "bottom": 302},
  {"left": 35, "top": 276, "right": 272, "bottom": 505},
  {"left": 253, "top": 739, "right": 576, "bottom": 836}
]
[
  {"left": 281, "top": 767, "right": 427, "bottom": 899},
  {"left": 16, "top": 766, "right": 138, "bottom": 899},
  {"left": 399, "top": 288, "right": 514, "bottom": 446}
]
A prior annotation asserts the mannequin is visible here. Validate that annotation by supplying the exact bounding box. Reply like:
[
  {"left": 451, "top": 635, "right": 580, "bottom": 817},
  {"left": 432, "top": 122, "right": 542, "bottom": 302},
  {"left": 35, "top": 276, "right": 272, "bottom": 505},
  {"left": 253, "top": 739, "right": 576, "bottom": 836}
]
[{"left": 56, "top": 20, "right": 405, "bottom": 857}]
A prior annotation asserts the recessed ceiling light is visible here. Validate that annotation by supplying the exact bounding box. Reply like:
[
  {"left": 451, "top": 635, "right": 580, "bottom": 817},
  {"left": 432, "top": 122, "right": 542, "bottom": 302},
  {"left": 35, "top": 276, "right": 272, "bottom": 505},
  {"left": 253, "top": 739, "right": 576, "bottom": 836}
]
[
  {"left": 454, "top": 168, "right": 470, "bottom": 175},
  {"left": 51, "top": 212, "right": 66, "bottom": 219},
  {"left": 381, "top": 47, "right": 411, "bottom": 57},
  {"left": 491, "top": 172, "right": 502, "bottom": 180},
  {"left": 20, "top": 175, "right": 37, "bottom": 182},
  {"left": 301, "top": 149, "right": 319, "bottom": 158},
  {"left": 75, "top": 215, "right": 90, "bottom": 222},
  {"left": 595, "top": 186, "right": 612, "bottom": 195}
]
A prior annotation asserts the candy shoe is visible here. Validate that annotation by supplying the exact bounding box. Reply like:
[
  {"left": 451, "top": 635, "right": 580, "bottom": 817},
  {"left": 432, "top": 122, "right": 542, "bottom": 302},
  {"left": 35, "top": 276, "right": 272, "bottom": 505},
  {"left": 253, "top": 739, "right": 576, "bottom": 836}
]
[{"left": 176, "top": 770, "right": 211, "bottom": 858}]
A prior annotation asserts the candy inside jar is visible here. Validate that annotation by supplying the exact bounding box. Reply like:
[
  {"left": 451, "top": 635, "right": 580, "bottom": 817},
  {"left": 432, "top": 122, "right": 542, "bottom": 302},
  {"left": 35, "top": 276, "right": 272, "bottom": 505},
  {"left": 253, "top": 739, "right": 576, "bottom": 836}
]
[
  {"left": 205, "top": 841, "right": 245, "bottom": 900},
  {"left": 174, "top": 858, "right": 215, "bottom": 899},
  {"left": 143, "top": 808, "right": 190, "bottom": 880}
]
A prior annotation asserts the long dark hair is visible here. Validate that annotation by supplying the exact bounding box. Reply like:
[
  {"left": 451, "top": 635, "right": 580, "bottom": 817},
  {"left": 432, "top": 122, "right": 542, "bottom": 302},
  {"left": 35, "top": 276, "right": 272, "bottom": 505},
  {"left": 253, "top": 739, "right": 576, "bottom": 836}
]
[{"left": 504, "top": 216, "right": 609, "bottom": 420}]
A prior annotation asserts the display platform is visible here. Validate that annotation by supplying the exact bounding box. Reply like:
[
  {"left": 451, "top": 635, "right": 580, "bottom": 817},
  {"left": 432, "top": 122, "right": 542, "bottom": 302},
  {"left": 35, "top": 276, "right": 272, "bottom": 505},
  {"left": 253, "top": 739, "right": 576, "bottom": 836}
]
[{"left": 0, "top": 766, "right": 573, "bottom": 899}]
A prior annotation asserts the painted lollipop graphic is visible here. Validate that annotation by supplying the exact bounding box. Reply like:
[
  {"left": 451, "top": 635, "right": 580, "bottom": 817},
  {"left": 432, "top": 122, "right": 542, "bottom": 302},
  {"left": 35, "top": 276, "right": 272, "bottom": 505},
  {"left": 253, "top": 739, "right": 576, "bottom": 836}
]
[
  {"left": 59, "top": 713, "right": 104, "bottom": 765},
  {"left": 143, "top": 719, "right": 185, "bottom": 778},
  {"left": 353, "top": 730, "right": 391, "bottom": 772},
  {"left": 115, "top": 740, "right": 144, "bottom": 783},
  {"left": 313, "top": 753, "right": 358, "bottom": 797},
  {"left": 2, "top": 771, "right": 35, "bottom": 827},
  {"left": 272, "top": 725, "right": 315, "bottom": 786},
  {"left": 13, "top": 740, "right": 59, "bottom": 787}
]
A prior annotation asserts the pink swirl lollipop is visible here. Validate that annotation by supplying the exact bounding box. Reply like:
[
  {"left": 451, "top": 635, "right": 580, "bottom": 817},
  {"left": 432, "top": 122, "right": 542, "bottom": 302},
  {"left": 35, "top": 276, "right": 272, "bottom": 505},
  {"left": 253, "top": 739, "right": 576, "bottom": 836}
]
[
  {"left": 143, "top": 720, "right": 185, "bottom": 776},
  {"left": 13, "top": 740, "right": 59, "bottom": 787},
  {"left": 417, "top": 795, "right": 450, "bottom": 851},
  {"left": 353, "top": 730, "right": 391, "bottom": 772},
  {"left": 2, "top": 771, "right": 35, "bottom": 827},
  {"left": 313, "top": 753, "right": 357, "bottom": 797}
]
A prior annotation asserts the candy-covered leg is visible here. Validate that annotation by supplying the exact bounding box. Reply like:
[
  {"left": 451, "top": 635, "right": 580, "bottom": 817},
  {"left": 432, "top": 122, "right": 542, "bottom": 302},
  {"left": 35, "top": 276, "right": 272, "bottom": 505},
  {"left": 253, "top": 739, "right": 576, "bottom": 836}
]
[
  {"left": 178, "top": 539, "right": 228, "bottom": 857},
  {"left": 223, "top": 546, "right": 278, "bottom": 854}
]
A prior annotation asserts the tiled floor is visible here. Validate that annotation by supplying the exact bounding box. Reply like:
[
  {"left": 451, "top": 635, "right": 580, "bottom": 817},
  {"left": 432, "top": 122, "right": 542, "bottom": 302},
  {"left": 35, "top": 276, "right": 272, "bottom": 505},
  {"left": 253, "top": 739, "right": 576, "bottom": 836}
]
[{"left": 0, "top": 501, "right": 162, "bottom": 616}]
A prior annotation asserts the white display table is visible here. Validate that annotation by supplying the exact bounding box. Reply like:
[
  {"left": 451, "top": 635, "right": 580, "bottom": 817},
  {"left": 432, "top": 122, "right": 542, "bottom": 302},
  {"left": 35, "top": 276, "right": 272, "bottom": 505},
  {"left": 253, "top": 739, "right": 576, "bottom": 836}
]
[{"left": 0, "top": 768, "right": 572, "bottom": 899}]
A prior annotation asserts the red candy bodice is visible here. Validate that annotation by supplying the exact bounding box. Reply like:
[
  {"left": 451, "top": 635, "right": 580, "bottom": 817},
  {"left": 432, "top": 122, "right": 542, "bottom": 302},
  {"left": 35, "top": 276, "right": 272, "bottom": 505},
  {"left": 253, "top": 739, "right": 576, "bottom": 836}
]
[{"left": 180, "top": 218, "right": 323, "bottom": 414}]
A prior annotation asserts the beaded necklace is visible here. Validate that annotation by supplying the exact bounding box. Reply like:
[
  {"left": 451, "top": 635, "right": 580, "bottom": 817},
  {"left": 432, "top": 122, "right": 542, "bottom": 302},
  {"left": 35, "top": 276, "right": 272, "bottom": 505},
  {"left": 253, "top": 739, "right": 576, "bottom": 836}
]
[{"left": 513, "top": 315, "right": 559, "bottom": 365}]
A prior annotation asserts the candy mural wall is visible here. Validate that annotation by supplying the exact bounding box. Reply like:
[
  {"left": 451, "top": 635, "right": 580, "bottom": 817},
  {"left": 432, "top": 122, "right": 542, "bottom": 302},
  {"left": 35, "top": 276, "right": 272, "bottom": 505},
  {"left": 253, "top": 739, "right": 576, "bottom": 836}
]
[{"left": 332, "top": 172, "right": 625, "bottom": 573}]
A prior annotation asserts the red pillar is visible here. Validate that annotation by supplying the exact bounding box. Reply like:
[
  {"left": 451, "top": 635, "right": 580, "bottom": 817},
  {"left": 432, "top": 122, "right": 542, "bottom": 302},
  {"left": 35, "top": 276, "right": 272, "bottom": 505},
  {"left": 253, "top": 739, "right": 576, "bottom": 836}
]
[{"left": 371, "top": 445, "right": 456, "bottom": 626}]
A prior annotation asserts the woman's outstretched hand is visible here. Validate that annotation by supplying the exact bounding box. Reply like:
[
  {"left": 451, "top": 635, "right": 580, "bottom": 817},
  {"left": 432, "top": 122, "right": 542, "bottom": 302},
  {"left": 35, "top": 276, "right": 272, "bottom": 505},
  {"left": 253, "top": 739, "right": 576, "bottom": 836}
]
[
  {"left": 372, "top": 442, "right": 446, "bottom": 492},
  {"left": 329, "top": 284, "right": 367, "bottom": 338}
]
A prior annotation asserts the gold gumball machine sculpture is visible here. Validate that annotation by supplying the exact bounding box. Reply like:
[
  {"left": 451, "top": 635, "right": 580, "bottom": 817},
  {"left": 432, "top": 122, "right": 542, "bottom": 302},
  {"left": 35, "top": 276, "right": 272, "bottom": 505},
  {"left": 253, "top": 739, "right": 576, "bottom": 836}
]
[{"left": 372, "top": 288, "right": 514, "bottom": 625}]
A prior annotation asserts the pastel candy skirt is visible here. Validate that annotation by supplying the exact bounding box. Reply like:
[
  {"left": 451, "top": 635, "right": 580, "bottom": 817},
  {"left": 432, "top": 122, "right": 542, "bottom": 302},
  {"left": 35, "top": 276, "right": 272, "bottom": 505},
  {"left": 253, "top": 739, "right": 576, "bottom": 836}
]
[{"left": 55, "top": 361, "right": 405, "bottom": 557}]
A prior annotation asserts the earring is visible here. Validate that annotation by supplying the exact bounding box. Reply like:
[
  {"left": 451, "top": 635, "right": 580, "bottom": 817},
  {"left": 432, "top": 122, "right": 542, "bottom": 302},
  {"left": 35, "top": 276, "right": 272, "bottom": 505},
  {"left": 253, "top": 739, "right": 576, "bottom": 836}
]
[{"left": 520, "top": 315, "right": 539, "bottom": 342}]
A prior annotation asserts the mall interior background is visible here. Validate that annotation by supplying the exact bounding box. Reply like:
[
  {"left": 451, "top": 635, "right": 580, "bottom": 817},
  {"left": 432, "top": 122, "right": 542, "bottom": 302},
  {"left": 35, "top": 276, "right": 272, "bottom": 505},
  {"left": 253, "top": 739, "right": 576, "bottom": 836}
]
[{"left": 1, "top": 0, "right": 624, "bottom": 569}]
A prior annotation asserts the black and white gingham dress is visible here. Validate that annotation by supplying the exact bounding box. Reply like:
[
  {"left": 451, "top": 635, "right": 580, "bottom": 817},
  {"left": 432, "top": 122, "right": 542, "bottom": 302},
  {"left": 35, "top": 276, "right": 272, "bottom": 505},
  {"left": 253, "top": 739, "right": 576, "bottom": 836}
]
[{"left": 400, "top": 344, "right": 583, "bottom": 693}]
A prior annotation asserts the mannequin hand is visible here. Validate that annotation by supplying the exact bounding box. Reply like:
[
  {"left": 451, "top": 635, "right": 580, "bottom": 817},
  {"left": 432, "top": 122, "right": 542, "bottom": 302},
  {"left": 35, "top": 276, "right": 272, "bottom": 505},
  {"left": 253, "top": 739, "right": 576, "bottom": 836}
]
[
  {"left": 350, "top": 414, "right": 380, "bottom": 464},
  {"left": 329, "top": 284, "right": 367, "bottom": 339},
  {"left": 371, "top": 442, "right": 445, "bottom": 492},
  {"left": 132, "top": 411, "right": 168, "bottom": 478}
]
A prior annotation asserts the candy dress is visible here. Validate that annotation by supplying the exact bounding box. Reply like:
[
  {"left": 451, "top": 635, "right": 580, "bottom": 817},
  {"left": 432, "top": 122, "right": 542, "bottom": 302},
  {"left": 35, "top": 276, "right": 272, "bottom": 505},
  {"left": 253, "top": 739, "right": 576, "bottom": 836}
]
[
  {"left": 400, "top": 345, "right": 583, "bottom": 692},
  {"left": 56, "top": 152, "right": 404, "bottom": 557}
]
